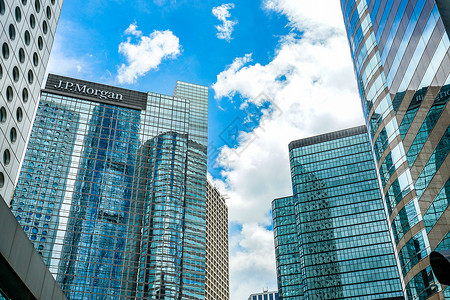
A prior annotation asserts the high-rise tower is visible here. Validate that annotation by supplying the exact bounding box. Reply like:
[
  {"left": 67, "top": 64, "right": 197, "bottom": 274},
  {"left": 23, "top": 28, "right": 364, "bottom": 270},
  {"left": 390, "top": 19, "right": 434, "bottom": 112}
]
[
  {"left": 0, "top": 0, "right": 62, "bottom": 204},
  {"left": 273, "top": 126, "right": 404, "bottom": 299},
  {"left": 341, "top": 0, "right": 449, "bottom": 298},
  {"left": 205, "top": 181, "right": 229, "bottom": 300},
  {"left": 11, "top": 74, "right": 209, "bottom": 299}
]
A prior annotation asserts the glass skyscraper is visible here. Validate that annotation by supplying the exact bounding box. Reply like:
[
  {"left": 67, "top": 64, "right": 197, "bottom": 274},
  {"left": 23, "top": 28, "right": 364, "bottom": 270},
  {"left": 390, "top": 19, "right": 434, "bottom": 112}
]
[
  {"left": 341, "top": 0, "right": 449, "bottom": 298},
  {"left": 10, "top": 74, "right": 208, "bottom": 299},
  {"left": 272, "top": 196, "right": 302, "bottom": 300},
  {"left": 273, "top": 126, "right": 404, "bottom": 299}
]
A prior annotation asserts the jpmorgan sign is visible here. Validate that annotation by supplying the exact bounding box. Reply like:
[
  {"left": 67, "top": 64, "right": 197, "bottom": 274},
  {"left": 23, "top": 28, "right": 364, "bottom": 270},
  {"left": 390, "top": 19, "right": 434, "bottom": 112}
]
[
  {"left": 53, "top": 80, "right": 124, "bottom": 101},
  {"left": 44, "top": 74, "right": 148, "bottom": 110}
]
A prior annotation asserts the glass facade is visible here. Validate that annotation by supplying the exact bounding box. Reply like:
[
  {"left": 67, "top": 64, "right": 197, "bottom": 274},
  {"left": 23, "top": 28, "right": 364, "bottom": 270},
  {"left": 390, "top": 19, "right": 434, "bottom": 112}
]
[
  {"left": 274, "top": 126, "right": 404, "bottom": 299},
  {"left": 10, "top": 75, "right": 208, "bottom": 299},
  {"left": 341, "top": 0, "right": 449, "bottom": 298},
  {"left": 272, "top": 196, "right": 302, "bottom": 300}
]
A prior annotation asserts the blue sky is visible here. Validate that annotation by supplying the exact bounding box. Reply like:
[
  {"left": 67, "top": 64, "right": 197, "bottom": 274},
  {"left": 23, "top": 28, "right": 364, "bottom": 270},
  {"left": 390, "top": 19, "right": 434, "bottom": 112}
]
[
  {"left": 47, "top": 0, "right": 364, "bottom": 298},
  {"left": 49, "top": 1, "right": 290, "bottom": 178}
]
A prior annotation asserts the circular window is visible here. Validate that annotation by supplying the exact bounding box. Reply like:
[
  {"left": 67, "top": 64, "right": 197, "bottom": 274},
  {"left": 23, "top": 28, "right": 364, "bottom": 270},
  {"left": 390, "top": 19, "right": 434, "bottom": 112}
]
[
  {"left": 0, "top": 172, "right": 4, "bottom": 189},
  {"left": 6, "top": 86, "right": 13, "bottom": 102},
  {"left": 28, "top": 70, "right": 34, "bottom": 84},
  {"left": 33, "top": 53, "right": 39, "bottom": 66},
  {"left": 51, "top": 0, "right": 55, "bottom": 5},
  {"left": 22, "top": 88, "right": 29, "bottom": 102},
  {"left": 46, "top": 6, "right": 51, "bottom": 19},
  {"left": 35, "top": 0, "right": 40, "bottom": 12},
  {"left": 3, "top": 149, "right": 11, "bottom": 166},
  {"left": 22, "top": 0, "right": 27, "bottom": 5},
  {"left": 42, "top": 21, "right": 48, "bottom": 34},
  {"left": 24, "top": 31, "right": 31, "bottom": 45},
  {"left": 0, "top": 0, "right": 5, "bottom": 15},
  {"left": 0, "top": 107, "right": 6, "bottom": 123},
  {"left": 2, "top": 43, "right": 10, "bottom": 59},
  {"left": 9, "top": 24, "right": 16, "bottom": 40},
  {"left": 15, "top": 6, "right": 22, "bottom": 22},
  {"left": 16, "top": 107, "right": 23, "bottom": 122},
  {"left": 30, "top": 14, "right": 36, "bottom": 28},
  {"left": 19, "top": 48, "right": 25, "bottom": 63},
  {"left": 12, "top": 66, "right": 19, "bottom": 82},
  {"left": 10, "top": 128, "right": 17, "bottom": 143},
  {"left": 0, "top": 64, "right": 2, "bottom": 79},
  {"left": 37, "top": 36, "right": 43, "bottom": 50}
]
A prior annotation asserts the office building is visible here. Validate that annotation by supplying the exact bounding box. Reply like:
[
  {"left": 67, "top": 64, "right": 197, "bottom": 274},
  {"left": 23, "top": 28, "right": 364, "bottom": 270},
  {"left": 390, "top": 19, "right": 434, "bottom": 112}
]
[
  {"left": 0, "top": 194, "right": 67, "bottom": 300},
  {"left": 272, "top": 196, "right": 302, "bottom": 299},
  {"left": 273, "top": 126, "right": 404, "bottom": 299},
  {"left": 0, "top": 0, "right": 62, "bottom": 204},
  {"left": 341, "top": 0, "right": 449, "bottom": 298},
  {"left": 247, "top": 290, "right": 279, "bottom": 300},
  {"left": 205, "top": 181, "right": 229, "bottom": 300},
  {"left": 0, "top": 1, "right": 65, "bottom": 299},
  {"left": 10, "top": 74, "right": 208, "bottom": 299}
]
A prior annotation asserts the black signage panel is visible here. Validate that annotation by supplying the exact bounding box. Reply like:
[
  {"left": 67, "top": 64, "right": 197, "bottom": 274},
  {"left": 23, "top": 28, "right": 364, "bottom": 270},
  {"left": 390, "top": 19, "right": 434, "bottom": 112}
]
[{"left": 44, "top": 74, "right": 148, "bottom": 110}]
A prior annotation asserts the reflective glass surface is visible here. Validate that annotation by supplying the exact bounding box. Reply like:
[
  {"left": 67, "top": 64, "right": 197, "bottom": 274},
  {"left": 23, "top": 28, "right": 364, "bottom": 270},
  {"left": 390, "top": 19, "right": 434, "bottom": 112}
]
[
  {"left": 285, "top": 128, "right": 403, "bottom": 299},
  {"left": 10, "top": 80, "right": 208, "bottom": 300},
  {"left": 341, "top": 0, "right": 450, "bottom": 297},
  {"left": 272, "top": 196, "right": 302, "bottom": 299}
]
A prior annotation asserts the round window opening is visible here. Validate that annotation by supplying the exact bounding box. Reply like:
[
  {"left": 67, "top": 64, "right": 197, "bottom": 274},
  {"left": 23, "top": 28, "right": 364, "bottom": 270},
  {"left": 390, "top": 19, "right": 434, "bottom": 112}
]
[
  {"left": 12, "top": 66, "right": 19, "bottom": 82},
  {"left": 19, "top": 48, "right": 25, "bottom": 63},
  {"left": 3, "top": 149, "right": 11, "bottom": 166},
  {"left": 6, "top": 86, "right": 13, "bottom": 102},
  {"left": 42, "top": 21, "right": 48, "bottom": 34},
  {"left": 35, "top": 0, "right": 40, "bottom": 12},
  {"left": 22, "top": 0, "right": 27, "bottom": 5},
  {"left": 28, "top": 70, "right": 34, "bottom": 84},
  {"left": 0, "top": 0, "right": 5, "bottom": 15},
  {"left": 22, "top": 88, "right": 29, "bottom": 102},
  {"left": 0, "top": 172, "right": 4, "bottom": 189},
  {"left": 2, "top": 43, "right": 10, "bottom": 59},
  {"left": 0, "top": 107, "right": 6, "bottom": 123},
  {"left": 46, "top": 6, "right": 51, "bottom": 19},
  {"left": 30, "top": 14, "right": 36, "bottom": 28},
  {"left": 24, "top": 31, "right": 31, "bottom": 45},
  {"left": 37, "top": 36, "right": 43, "bottom": 50},
  {"left": 16, "top": 107, "right": 23, "bottom": 122},
  {"left": 15, "top": 6, "right": 22, "bottom": 22},
  {"left": 10, "top": 128, "right": 17, "bottom": 143},
  {"left": 9, "top": 24, "right": 16, "bottom": 40},
  {"left": 33, "top": 52, "right": 39, "bottom": 66},
  {"left": 0, "top": 64, "right": 3, "bottom": 79}
]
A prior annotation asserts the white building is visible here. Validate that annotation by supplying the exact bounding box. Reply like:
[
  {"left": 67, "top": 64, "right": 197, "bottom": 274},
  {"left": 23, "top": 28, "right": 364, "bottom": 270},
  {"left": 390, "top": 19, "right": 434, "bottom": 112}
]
[{"left": 0, "top": 0, "right": 62, "bottom": 204}]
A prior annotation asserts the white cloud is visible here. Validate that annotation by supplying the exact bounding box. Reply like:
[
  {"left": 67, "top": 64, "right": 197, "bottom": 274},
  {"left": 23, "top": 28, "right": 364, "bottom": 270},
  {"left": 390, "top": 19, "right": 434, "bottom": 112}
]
[
  {"left": 117, "top": 23, "right": 181, "bottom": 84},
  {"left": 124, "top": 22, "right": 142, "bottom": 37},
  {"left": 212, "top": 3, "right": 238, "bottom": 42},
  {"left": 212, "top": 1, "right": 363, "bottom": 299}
]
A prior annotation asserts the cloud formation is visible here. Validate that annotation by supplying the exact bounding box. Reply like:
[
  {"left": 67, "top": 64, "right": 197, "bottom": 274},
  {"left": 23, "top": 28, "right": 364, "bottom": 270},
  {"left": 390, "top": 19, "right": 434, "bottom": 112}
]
[
  {"left": 117, "top": 23, "right": 181, "bottom": 84},
  {"left": 212, "top": 3, "right": 238, "bottom": 42},
  {"left": 211, "top": 0, "right": 363, "bottom": 299}
]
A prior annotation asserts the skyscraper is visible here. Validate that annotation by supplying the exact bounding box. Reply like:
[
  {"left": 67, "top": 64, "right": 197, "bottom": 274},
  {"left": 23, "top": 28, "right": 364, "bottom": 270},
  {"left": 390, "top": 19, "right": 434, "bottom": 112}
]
[
  {"left": 341, "top": 0, "right": 449, "bottom": 298},
  {"left": 10, "top": 74, "right": 209, "bottom": 299},
  {"left": 273, "top": 126, "right": 404, "bottom": 299},
  {"left": 205, "top": 181, "right": 229, "bottom": 300},
  {"left": 0, "top": 0, "right": 62, "bottom": 204},
  {"left": 272, "top": 196, "right": 302, "bottom": 300}
]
